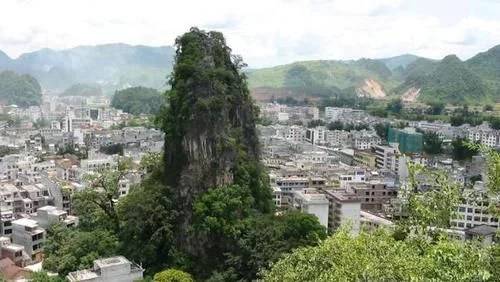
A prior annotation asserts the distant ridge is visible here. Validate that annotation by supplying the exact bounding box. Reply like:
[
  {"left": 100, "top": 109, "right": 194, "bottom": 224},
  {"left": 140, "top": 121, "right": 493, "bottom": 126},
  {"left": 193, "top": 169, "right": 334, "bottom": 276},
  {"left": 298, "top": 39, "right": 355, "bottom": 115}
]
[
  {"left": 1, "top": 43, "right": 500, "bottom": 103},
  {"left": 0, "top": 43, "right": 175, "bottom": 94}
]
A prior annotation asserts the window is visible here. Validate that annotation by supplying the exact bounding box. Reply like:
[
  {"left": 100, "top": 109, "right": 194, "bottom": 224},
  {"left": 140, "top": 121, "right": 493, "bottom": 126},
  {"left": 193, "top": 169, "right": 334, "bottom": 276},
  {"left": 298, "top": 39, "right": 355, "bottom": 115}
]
[
  {"left": 458, "top": 207, "right": 466, "bottom": 212},
  {"left": 467, "top": 208, "right": 473, "bottom": 213}
]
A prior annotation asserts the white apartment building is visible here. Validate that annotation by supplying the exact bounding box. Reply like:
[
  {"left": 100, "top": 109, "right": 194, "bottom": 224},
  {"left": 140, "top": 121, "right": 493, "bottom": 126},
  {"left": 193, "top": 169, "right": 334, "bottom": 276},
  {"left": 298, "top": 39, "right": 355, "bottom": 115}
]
[
  {"left": 283, "top": 125, "right": 305, "bottom": 142},
  {"left": 451, "top": 183, "right": 499, "bottom": 230},
  {"left": 67, "top": 256, "right": 144, "bottom": 282},
  {"left": 468, "top": 125, "right": 499, "bottom": 147},
  {"left": 293, "top": 189, "right": 329, "bottom": 228},
  {"left": 326, "top": 130, "right": 350, "bottom": 148},
  {"left": 351, "top": 131, "right": 381, "bottom": 150},
  {"left": 33, "top": 206, "right": 78, "bottom": 229},
  {"left": 374, "top": 145, "right": 399, "bottom": 172},
  {"left": 324, "top": 107, "right": 344, "bottom": 120},
  {"left": 324, "top": 190, "right": 361, "bottom": 234},
  {"left": 305, "top": 127, "right": 328, "bottom": 145},
  {"left": 11, "top": 218, "right": 45, "bottom": 261}
]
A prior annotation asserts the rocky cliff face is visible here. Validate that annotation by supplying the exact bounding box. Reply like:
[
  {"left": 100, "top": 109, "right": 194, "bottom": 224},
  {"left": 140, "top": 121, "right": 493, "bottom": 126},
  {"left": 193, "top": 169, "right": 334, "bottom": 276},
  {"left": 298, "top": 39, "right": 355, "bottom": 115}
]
[{"left": 161, "top": 28, "right": 269, "bottom": 254}]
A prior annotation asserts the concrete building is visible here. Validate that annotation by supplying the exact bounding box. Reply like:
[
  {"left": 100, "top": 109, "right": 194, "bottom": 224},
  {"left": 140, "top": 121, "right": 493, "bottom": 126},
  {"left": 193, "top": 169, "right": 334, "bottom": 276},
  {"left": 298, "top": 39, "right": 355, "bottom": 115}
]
[
  {"left": 324, "top": 190, "right": 361, "bottom": 234},
  {"left": 451, "top": 183, "right": 499, "bottom": 230},
  {"left": 11, "top": 218, "right": 45, "bottom": 261},
  {"left": 33, "top": 206, "right": 78, "bottom": 229},
  {"left": 351, "top": 131, "right": 381, "bottom": 150},
  {"left": 292, "top": 189, "right": 329, "bottom": 228},
  {"left": 67, "top": 256, "right": 144, "bottom": 282},
  {"left": 348, "top": 181, "right": 398, "bottom": 212}
]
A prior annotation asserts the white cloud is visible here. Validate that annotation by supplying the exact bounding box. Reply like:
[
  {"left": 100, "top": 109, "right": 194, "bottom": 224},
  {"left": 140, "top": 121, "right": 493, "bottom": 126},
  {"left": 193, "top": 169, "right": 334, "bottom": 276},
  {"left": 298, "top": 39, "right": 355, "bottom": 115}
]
[{"left": 0, "top": 0, "right": 499, "bottom": 67}]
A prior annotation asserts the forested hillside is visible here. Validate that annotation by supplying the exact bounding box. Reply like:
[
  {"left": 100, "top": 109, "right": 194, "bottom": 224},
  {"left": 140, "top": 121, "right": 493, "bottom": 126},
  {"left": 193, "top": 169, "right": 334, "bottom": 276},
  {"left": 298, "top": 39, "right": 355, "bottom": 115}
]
[
  {"left": 59, "top": 83, "right": 103, "bottom": 97},
  {"left": 111, "top": 86, "right": 164, "bottom": 115},
  {"left": 0, "top": 70, "right": 42, "bottom": 107},
  {"left": 0, "top": 44, "right": 175, "bottom": 93}
]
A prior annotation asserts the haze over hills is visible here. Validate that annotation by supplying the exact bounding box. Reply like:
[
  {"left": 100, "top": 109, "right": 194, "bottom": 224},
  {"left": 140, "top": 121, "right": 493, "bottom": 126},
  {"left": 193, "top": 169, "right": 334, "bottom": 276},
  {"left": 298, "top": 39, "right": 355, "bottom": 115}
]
[
  {"left": 0, "top": 44, "right": 175, "bottom": 94},
  {"left": 0, "top": 43, "right": 499, "bottom": 104},
  {"left": 247, "top": 44, "right": 500, "bottom": 104}
]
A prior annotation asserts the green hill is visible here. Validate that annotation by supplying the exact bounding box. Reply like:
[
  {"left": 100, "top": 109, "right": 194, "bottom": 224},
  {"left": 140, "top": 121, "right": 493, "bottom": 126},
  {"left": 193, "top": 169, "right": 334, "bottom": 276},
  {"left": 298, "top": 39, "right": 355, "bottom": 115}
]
[
  {"left": 396, "top": 55, "right": 489, "bottom": 104},
  {"left": 466, "top": 45, "right": 500, "bottom": 96},
  {"left": 0, "top": 44, "right": 175, "bottom": 94},
  {"left": 60, "top": 83, "right": 103, "bottom": 97},
  {"left": 379, "top": 54, "right": 421, "bottom": 71},
  {"left": 111, "top": 86, "right": 164, "bottom": 115},
  {"left": 247, "top": 59, "right": 399, "bottom": 98},
  {"left": 0, "top": 71, "right": 42, "bottom": 107}
]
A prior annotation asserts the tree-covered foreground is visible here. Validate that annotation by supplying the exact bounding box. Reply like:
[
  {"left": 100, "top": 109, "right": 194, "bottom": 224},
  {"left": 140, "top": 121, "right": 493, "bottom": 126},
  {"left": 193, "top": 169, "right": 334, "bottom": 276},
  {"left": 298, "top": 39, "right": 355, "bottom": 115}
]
[{"left": 41, "top": 28, "right": 499, "bottom": 281}]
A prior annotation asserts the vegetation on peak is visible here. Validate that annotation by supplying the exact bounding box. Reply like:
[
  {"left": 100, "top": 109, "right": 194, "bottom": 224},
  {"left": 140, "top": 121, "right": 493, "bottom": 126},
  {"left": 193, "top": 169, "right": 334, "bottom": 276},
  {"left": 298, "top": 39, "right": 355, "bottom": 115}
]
[
  {"left": 0, "top": 70, "right": 42, "bottom": 107},
  {"left": 247, "top": 58, "right": 397, "bottom": 99},
  {"left": 379, "top": 54, "right": 421, "bottom": 71},
  {"left": 111, "top": 86, "right": 163, "bottom": 115},
  {"left": 395, "top": 54, "right": 488, "bottom": 104},
  {"left": 59, "top": 83, "right": 102, "bottom": 97},
  {"left": 0, "top": 44, "right": 175, "bottom": 93},
  {"left": 467, "top": 44, "right": 500, "bottom": 96}
]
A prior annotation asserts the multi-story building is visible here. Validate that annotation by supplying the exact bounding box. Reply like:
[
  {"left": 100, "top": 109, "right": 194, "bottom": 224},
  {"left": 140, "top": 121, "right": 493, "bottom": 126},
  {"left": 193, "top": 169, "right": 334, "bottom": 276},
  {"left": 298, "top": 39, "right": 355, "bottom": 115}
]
[
  {"left": 33, "top": 206, "right": 78, "bottom": 229},
  {"left": 468, "top": 124, "right": 499, "bottom": 147},
  {"left": 326, "top": 130, "right": 350, "bottom": 148},
  {"left": 11, "top": 218, "right": 45, "bottom": 261},
  {"left": 351, "top": 131, "right": 380, "bottom": 150},
  {"left": 67, "top": 256, "right": 144, "bottom": 282},
  {"left": 305, "top": 126, "right": 327, "bottom": 145},
  {"left": 374, "top": 145, "right": 399, "bottom": 172},
  {"left": 324, "top": 190, "right": 361, "bottom": 234},
  {"left": 292, "top": 189, "right": 329, "bottom": 228},
  {"left": 348, "top": 181, "right": 398, "bottom": 212},
  {"left": 451, "top": 183, "right": 499, "bottom": 230}
]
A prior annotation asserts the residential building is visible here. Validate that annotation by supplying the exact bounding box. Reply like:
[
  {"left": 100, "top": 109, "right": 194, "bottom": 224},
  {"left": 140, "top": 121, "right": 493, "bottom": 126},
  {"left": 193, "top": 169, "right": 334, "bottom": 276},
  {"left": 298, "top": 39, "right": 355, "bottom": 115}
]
[
  {"left": 292, "top": 189, "right": 329, "bottom": 228},
  {"left": 324, "top": 190, "right": 361, "bottom": 234},
  {"left": 66, "top": 256, "right": 144, "bottom": 282},
  {"left": 11, "top": 218, "right": 45, "bottom": 261}
]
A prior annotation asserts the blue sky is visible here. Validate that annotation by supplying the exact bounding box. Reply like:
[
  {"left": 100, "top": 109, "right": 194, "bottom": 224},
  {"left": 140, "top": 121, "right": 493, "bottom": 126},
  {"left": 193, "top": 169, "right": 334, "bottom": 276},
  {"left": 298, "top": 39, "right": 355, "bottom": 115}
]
[{"left": 1, "top": 0, "right": 499, "bottom": 67}]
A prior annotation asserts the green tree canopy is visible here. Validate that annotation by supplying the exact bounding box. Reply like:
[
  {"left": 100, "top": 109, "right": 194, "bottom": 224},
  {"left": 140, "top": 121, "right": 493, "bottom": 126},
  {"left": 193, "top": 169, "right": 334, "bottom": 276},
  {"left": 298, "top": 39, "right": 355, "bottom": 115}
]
[
  {"left": 0, "top": 70, "right": 42, "bottom": 107},
  {"left": 111, "top": 86, "right": 164, "bottom": 115},
  {"left": 153, "top": 269, "right": 194, "bottom": 282}
]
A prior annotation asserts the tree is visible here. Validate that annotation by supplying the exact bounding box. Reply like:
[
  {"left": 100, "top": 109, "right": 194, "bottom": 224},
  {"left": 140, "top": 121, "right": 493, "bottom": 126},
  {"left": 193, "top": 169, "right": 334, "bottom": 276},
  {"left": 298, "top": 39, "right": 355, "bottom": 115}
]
[
  {"left": 374, "top": 123, "right": 389, "bottom": 140},
  {"left": 0, "top": 71, "right": 42, "bottom": 107},
  {"left": 423, "top": 132, "right": 443, "bottom": 155},
  {"left": 153, "top": 269, "right": 194, "bottom": 282},
  {"left": 327, "top": 120, "right": 344, "bottom": 131},
  {"left": 29, "top": 271, "right": 66, "bottom": 282},
  {"left": 451, "top": 138, "right": 478, "bottom": 161},
  {"left": 221, "top": 212, "right": 326, "bottom": 281},
  {"left": 489, "top": 117, "right": 500, "bottom": 130},
  {"left": 426, "top": 101, "right": 445, "bottom": 115},
  {"left": 73, "top": 159, "right": 131, "bottom": 232},
  {"left": 386, "top": 98, "right": 403, "bottom": 115},
  {"left": 111, "top": 86, "right": 165, "bottom": 115},
  {"left": 307, "top": 119, "right": 325, "bottom": 128},
  {"left": 263, "top": 228, "right": 492, "bottom": 281},
  {"left": 43, "top": 225, "right": 118, "bottom": 277},
  {"left": 484, "top": 104, "right": 494, "bottom": 111},
  {"left": 117, "top": 156, "right": 176, "bottom": 274}
]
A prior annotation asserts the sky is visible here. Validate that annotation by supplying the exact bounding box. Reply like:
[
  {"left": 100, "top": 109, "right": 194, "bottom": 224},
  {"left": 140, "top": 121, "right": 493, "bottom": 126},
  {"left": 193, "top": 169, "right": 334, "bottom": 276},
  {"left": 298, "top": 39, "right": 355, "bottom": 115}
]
[{"left": 1, "top": 0, "right": 500, "bottom": 67}]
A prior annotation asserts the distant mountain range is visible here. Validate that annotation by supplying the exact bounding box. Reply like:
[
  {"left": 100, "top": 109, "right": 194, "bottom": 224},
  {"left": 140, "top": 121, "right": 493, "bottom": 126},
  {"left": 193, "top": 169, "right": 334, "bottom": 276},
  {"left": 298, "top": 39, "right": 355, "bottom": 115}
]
[
  {"left": 0, "top": 44, "right": 175, "bottom": 94},
  {"left": 0, "top": 43, "right": 499, "bottom": 104},
  {"left": 246, "top": 45, "right": 500, "bottom": 104}
]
